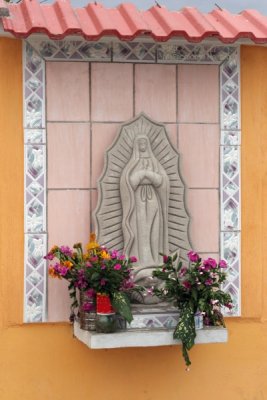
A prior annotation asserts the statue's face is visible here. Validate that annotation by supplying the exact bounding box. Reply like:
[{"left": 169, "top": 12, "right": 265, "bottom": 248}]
[{"left": 138, "top": 138, "right": 148, "bottom": 152}]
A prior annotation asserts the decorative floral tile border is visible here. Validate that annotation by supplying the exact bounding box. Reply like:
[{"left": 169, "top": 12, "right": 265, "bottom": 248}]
[
  {"left": 24, "top": 43, "right": 46, "bottom": 322},
  {"left": 23, "top": 39, "right": 241, "bottom": 322}
]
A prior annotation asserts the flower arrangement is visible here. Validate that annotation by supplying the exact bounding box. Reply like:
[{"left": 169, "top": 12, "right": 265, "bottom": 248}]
[
  {"left": 45, "top": 234, "right": 138, "bottom": 324},
  {"left": 153, "top": 251, "right": 233, "bottom": 367}
]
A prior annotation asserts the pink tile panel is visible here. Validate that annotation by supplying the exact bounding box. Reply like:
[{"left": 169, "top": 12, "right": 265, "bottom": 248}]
[
  {"left": 135, "top": 64, "right": 176, "bottom": 122},
  {"left": 178, "top": 65, "right": 219, "bottom": 123},
  {"left": 47, "top": 190, "right": 91, "bottom": 322},
  {"left": 46, "top": 62, "right": 90, "bottom": 122},
  {"left": 91, "top": 123, "right": 120, "bottom": 187},
  {"left": 178, "top": 124, "right": 220, "bottom": 188},
  {"left": 47, "top": 123, "right": 90, "bottom": 189},
  {"left": 91, "top": 63, "right": 133, "bottom": 122},
  {"left": 166, "top": 124, "right": 177, "bottom": 148},
  {"left": 187, "top": 189, "right": 219, "bottom": 253}
]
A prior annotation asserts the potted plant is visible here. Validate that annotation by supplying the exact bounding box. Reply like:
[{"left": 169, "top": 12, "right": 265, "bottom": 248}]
[
  {"left": 44, "top": 234, "right": 138, "bottom": 332},
  {"left": 153, "top": 251, "right": 233, "bottom": 367}
]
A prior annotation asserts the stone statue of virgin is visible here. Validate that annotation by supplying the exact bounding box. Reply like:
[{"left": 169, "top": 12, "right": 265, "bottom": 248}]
[
  {"left": 120, "top": 135, "right": 169, "bottom": 283},
  {"left": 94, "top": 114, "right": 192, "bottom": 304}
]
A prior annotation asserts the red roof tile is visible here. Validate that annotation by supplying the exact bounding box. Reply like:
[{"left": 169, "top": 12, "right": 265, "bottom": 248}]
[{"left": 1, "top": 0, "right": 267, "bottom": 43}]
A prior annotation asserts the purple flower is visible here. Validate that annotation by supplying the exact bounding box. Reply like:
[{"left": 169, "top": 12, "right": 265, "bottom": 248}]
[
  {"left": 76, "top": 279, "right": 87, "bottom": 289},
  {"left": 121, "top": 279, "right": 134, "bottom": 290},
  {"left": 129, "top": 256, "right": 137, "bottom": 263},
  {"left": 179, "top": 266, "right": 187, "bottom": 277},
  {"left": 205, "top": 278, "right": 213, "bottom": 286},
  {"left": 203, "top": 258, "right": 217, "bottom": 270},
  {"left": 44, "top": 252, "right": 54, "bottom": 261},
  {"left": 163, "top": 255, "right": 169, "bottom": 263},
  {"left": 53, "top": 263, "right": 61, "bottom": 273},
  {"left": 60, "top": 246, "right": 73, "bottom": 257},
  {"left": 110, "top": 250, "right": 119, "bottom": 259},
  {"left": 182, "top": 281, "right": 191, "bottom": 289},
  {"left": 101, "top": 265, "right": 106, "bottom": 270},
  {"left": 219, "top": 259, "right": 227, "bottom": 269},
  {"left": 82, "top": 302, "right": 95, "bottom": 312},
  {"left": 114, "top": 264, "right": 122, "bottom": 270},
  {"left": 100, "top": 278, "right": 106, "bottom": 286},
  {"left": 119, "top": 255, "right": 125, "bottom": 260},
  {"left": 86, "top": 288, "right": 95, "bottom": 298},
  {"left": 59, "top": 266, "right": 68, "bottom": 276},
  {"left": 226, "top": 302, "right": 233, "bottom": 309},
  {"left": 187, "top": 251, "right": 200, "bottom": 263}
]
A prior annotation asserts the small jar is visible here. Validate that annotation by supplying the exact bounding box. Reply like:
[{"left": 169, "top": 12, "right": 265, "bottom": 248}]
[
  {"left": 79, "top": 290, "right": 96, "bottom": 331},
  {"left": 95, "top": 313, "right": 117, "bottom": 333},
  {"left": 194, "top": 312, "right": 203, "bottom": 330}
]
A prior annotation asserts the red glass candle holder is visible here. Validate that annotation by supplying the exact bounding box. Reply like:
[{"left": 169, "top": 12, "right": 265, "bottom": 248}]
[{"left": 96, "top": 293, "right": 114, "bottom": 314}]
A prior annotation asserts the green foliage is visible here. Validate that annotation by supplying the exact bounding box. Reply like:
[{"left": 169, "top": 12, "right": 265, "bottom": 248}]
[
  {"left": 111, "top": 291, "right": 133, "bottom": 323},
  {"left": 173, "top": 303, "right": 196, "bottom": 366},
  {"left": 153, "top": 252, "right": 233, "bottom": 366},
  {"left": 45, "top": 240, "right": 140, "bottom": 322}
]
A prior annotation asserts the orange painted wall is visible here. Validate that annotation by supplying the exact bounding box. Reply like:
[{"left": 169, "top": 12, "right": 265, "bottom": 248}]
[{"left": 0, "top": 39, "right": 267, "bottom": 399}]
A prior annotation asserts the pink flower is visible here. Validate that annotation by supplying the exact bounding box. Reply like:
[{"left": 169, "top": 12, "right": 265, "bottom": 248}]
[
  {"left": 114, "top": 264, "right": 122, "bottom": 270},
  {"left": 179, "top": 266, "right": 187, "bottom": 277},
  {"left": 82, "top": 302, "right": 95, "bottom": 312},
  {"left": 90, "top": 256, "right": 98, "bottom": 262},
  {"left": 101, "top": 265, "right": 106, "bottom": 270},
  {"left": 86, "top": 262, "right": 92, "bottom": 268},
  {"left": 226, "top": 302, "right": 233, "bottom": 309},
  {"left": 44, "top": 252, "right": 54, "bottom": 261},
  {"left": 119, "top": 255, "right": 125, "bottom": 260},
  {"left": 110, "top": 250, "right": 119, "bottom": 259},
  {"left": 182, "top": 281, "right": 191, "bottom": 289},
  {"left": 219, "top": 259, "right": 227, "bottom": 268},
  {"left": 187, "top": 251, "right": 200, "bottom": 263},
  {"left": 58, "top": 266, "right": 68, "bottom": 276},
  {"left": 163, "top": 255, "right": 169, "bottom": 263},
  {"left": 129, "top": 256, "right": 137, "bottom": 263},
  {"left": 86, "top": 288, "right": 95, "bottom": 298},
  {"left": 121, "top": 279, "right": 134, "bottom": 290},
  {"left": 60, "top": 246, "right": 73, "bottom": 257},
  {"left": 100, "top": 278, "right": 106, "bottom": 286},
  {"left": 203, "top": 258, "right": 217, "bottom": 269},
  {"left": 205, "top": 278, "right": 213, "bottom": 286}
]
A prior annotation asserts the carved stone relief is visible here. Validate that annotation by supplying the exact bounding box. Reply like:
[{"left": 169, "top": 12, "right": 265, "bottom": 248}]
[{"left": 94, "top": 114, "right": 192, "bottom": 301}]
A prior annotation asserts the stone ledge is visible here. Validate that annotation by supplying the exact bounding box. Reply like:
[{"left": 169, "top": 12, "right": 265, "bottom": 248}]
[{"left": 73, "top": 321, "right": 228, "bottom": 349}]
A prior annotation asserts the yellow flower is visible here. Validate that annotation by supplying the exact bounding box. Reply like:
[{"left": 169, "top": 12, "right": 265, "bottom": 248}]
[
  {"left": 48, "top": 266, "right": 61, "bottom": 279},
  {"left": 63, "top": 260, "right": 73, "bottom": 269},
  {"left": 87, "top": 233, "right": 100, "bottom": 251},
  {"left": 50, "top": 245, "right": 59, "bottom": 253},
  {"left": 101, "top": 250, "right": 111, "bottom": 260}
]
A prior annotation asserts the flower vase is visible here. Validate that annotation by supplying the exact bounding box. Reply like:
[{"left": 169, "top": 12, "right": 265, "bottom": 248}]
[
  {"left": 79, "top": 290, "right": 96, "bottom": 331},
  {"left": 95, "top": 293, "right": 117, "bottom": 333}
]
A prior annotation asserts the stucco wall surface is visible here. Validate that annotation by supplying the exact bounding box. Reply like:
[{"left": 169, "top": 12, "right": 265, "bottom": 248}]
[{"left": 0, "top": 38, "right": 267, "bottom": 399}]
